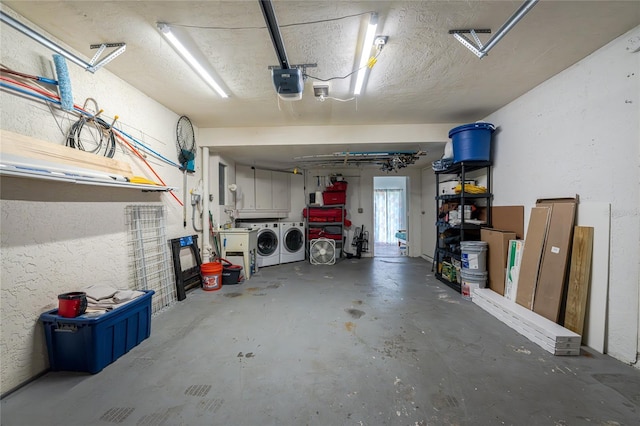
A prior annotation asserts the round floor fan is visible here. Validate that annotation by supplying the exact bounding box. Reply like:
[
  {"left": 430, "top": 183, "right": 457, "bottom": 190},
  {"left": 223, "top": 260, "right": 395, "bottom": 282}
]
[
  {"left": 176, "top": 115, "right": 196, "bottom": 228},
  {"left": 176, "top": 115, "right": 196, "bottom": 172}
]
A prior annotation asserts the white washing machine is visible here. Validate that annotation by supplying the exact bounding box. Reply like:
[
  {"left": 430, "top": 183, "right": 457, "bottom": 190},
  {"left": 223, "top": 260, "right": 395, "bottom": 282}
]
[
  {"left": 280, "top": 221, "right": 305, "bottom": 264},
  {"left": 238, "top": 222, "right": 280, "bottom": 267}
]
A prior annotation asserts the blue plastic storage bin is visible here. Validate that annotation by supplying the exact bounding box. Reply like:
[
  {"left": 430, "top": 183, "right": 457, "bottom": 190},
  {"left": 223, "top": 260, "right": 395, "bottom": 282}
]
[
  {"left": 39, "top": 290, "right": 154, "bottom": 374},
  {"left": 449, "top": 122, "right": 495, "bottom": 163}
]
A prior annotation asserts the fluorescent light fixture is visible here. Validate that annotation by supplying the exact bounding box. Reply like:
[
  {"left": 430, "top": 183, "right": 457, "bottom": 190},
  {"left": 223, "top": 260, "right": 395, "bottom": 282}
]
[
  {"left": 353, "top": 12, "right": 378, "bottom": 96},
  {"left": 157, "top": 22, "right": 229, "bottom": 98}
]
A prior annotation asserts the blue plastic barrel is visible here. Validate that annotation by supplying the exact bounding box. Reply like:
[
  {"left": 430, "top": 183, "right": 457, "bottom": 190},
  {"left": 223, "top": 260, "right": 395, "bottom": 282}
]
[{"left": 449, "top": 122, "right": 495, "bottom": 163}]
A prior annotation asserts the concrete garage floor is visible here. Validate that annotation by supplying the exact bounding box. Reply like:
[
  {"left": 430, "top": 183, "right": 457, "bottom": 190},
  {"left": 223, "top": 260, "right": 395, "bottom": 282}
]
[{"left": 2, "top": 258, "right": 639, "bottom": 426}]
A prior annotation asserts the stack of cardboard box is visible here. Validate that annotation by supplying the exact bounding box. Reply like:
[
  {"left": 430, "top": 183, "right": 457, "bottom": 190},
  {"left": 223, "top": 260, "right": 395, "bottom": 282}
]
[{"left": 480, "top": 205, "right": 524, "bottom": 297}]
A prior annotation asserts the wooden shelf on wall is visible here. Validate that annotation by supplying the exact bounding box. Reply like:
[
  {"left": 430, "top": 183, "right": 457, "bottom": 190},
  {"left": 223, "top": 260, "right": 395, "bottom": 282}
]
[{"left": 0, "top": 129, "right": 174, "bottom": 192}]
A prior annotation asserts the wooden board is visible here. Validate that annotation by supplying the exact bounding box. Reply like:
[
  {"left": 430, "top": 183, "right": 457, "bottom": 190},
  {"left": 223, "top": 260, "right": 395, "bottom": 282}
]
[
  {"left": 576, "top": 203, "right": 611, "bottom": 353},
  {"left": 533, "top": 202, "right": 577, "bottom": 322},
  {"left": 0, "top": 129, "right": 133, "bottom": 178},
  {"left": 564, "top": 226, "right": 594, "bottom": 337},
  {"left": 516, "top": 207, "right": 551, "bottom": 309}
]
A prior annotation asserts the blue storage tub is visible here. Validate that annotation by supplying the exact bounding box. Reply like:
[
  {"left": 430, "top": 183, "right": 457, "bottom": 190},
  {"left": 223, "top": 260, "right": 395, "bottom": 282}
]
[
  {"left": 39, "top": 290, "right": 154, "bottom": 374},
  {"left": 449, "top": 122, "right": 495, "bottom": 163}
]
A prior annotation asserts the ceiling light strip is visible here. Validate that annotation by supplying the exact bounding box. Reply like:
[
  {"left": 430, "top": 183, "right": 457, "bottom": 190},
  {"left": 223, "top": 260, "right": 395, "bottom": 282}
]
[
  {"left": 353, "top": 12, "right": 378, "bottom": 96},
  {"left": 157, "top": 23, "right": 229, "bottom": 98}
]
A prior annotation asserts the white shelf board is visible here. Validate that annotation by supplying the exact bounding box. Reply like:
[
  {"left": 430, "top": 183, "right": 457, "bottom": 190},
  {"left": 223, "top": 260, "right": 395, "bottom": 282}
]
[
  {"left": 0, "top": 164, "right": 174, "bottom": 192},
  {"left": 472, "top": 288, "right": 581, "bottom": 356}
]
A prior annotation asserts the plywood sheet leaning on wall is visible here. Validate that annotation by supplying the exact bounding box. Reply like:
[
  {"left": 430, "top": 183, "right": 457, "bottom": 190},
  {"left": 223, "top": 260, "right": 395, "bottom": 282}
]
[
  {"left": 516, "top": 206, "right": 551, "bottom": 309},
  {"left": 576, "top": 203, "right": 611, "bottom": 354},
  {"left": 533, "top": 199, "right": 577, "bottom": 322},
  {"left": 564, "top": 226, "right": 594, "bottom": 339}
]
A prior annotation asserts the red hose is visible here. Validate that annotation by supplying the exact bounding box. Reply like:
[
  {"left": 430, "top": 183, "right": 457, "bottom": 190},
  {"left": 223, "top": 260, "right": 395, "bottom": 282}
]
[{"left": 113, "top": 130, "right": 183, "bottom": 206}]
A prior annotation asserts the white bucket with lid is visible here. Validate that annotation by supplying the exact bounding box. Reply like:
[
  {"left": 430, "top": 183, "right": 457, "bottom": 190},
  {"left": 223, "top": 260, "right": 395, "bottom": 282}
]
[{"left": 460, "top": 241, "right": 488, "bottom": 271}]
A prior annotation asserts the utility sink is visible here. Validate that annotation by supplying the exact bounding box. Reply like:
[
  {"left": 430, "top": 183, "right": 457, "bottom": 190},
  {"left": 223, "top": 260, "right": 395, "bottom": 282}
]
[
  {"left": 218, "top": 228, "right": 258, "bottom": 279},
  {"left": 219, "top": 228, "right": 257, "bottom": 233}
]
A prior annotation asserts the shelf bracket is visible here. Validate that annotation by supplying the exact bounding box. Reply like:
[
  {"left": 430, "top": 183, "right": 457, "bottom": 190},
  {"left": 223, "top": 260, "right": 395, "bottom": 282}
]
[
  {"left": 450, "top": 29, "right": 490, "bottom": 58},
  {"left": 450, "top": 0, "right": 539, "bottom": 59},
  {"left": 88, "top": 42, "right": 127, "bottom": 72}
]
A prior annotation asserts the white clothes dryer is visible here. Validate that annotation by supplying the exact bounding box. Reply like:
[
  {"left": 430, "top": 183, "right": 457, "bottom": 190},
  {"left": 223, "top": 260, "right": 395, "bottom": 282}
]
[
  {"left": 280, "top": 221, "right": 305, "bottom": 263},
  {"left": 238, "top": 222, "right": 280, "bottom": 267}
]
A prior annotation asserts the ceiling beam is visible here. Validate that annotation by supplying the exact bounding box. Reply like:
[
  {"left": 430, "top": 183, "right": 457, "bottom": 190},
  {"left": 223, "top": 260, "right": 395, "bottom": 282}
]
[
  {"left": 199, "top": 124, "right": 460, "bottom": 147},
  {"left": 258, "top": 0, "right": 290, "bottom": 70}
]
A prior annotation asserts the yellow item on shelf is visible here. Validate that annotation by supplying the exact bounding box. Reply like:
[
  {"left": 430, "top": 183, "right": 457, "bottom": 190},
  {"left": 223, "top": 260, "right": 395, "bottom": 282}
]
[
  {"left": 128, "top": 176, "right": 160, "bottom": 185},
  {"left": 454, "top": 183, "right": 487, "bottom": 194}
]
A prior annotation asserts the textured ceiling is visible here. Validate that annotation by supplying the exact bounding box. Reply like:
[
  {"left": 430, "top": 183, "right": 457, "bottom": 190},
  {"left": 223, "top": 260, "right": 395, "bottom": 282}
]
[{"left": 2, "top": 1, "right": 639, "bottom": 169}]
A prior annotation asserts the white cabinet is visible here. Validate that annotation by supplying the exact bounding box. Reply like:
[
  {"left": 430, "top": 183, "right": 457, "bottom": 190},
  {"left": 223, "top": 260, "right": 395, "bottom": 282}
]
[
  {"left": 271, "top": 171, "right": 290, "bottom": 211},
  {"left": 235, "top": 165, "right": 290, "bottom": 217},
  {"left": 255, "top": 168, "right": 272, "bottom": 209},
  {"left": 235, "top": 164, "right": 255, "bottom": 210}
]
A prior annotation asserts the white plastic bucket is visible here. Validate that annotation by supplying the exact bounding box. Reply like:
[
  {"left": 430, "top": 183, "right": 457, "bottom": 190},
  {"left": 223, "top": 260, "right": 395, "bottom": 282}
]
[
  {"left": 461, "top": 269, "right": 488, "bottom": 300},
  {"left": 461, "top": 241, "right": 488, "bottom": 271}
]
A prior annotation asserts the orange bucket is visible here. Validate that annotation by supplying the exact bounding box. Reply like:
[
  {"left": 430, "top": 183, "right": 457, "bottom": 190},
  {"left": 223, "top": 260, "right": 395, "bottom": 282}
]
[{"left": 200, "top": 262, "right": 223, "bottom": 291}]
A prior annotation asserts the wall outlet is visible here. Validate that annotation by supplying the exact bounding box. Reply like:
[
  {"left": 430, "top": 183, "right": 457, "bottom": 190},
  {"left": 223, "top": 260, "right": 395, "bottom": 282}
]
[{"left": 358, "top": 207, "right": 363, "bottom": 213}]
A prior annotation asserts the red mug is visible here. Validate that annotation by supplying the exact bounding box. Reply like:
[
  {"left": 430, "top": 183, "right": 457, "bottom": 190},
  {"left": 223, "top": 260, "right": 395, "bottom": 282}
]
[{"left": 58, "top": 292, "right": 88, "bottom": 318}]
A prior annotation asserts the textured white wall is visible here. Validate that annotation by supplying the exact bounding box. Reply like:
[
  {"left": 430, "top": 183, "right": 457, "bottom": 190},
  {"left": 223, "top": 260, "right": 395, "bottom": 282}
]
[
  {"left": 485, "top": 26, "right": 640, "bottom": 364},
  {"left": 0, "top": 7, "right": 195, "bottom": 393}
]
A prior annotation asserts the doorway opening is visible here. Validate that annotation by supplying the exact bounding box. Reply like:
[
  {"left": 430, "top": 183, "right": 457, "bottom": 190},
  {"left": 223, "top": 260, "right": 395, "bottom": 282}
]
[{"left": 373, "top": 176, "right": 408, "bottom": 257}]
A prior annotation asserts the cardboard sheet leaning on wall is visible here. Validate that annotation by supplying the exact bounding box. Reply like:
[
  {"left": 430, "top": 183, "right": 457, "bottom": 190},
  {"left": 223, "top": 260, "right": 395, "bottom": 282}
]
[
  {"left": 533, "top": 197, "right": 578, "bottom": 323},
  {"left": 514, "top": 197, "right": 578, "bottom": 324}
]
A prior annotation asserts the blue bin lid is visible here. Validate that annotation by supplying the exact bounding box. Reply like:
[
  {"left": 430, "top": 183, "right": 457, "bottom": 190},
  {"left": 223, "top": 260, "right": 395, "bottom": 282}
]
[{"left": 449, "top": 122, "right": 495, "bottom": 138}]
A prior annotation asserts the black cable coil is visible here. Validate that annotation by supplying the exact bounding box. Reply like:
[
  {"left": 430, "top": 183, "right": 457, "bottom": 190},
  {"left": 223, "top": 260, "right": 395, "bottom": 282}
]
[{"left": 66, "top": 116, "right": 116, "bottom": 158}]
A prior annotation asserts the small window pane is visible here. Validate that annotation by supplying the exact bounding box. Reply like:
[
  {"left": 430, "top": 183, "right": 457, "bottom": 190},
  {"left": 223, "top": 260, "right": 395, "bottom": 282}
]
[{"left": 219, "top": 164, "right": 226, "bottom": 206}]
